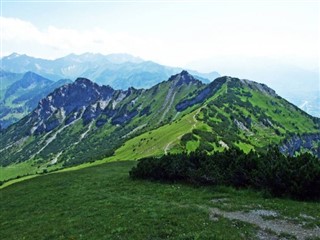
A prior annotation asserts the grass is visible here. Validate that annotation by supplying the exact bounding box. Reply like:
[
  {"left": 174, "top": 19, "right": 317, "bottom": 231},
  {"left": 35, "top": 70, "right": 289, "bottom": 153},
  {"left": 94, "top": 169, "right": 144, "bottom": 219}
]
[
  {"left": 248, "top": 90, "right": 317, "bottom": 133},
  {"left": 235, "top": 142, "right": 254, "bottom": 153},
  {"left": 113, "top": 109, "right": 201, "bottom": 160},
  {"left": 0, "top": 162, "right": 36, "bottom": 181},
  {"left": 1, "top": 160, "right": 319, "bottom": 240},
  {"left": 186, "top": 140, "right": 199, "bottom": 152},
  {"left": 0, "top": 156, "right": 63, "bottom": 182}
]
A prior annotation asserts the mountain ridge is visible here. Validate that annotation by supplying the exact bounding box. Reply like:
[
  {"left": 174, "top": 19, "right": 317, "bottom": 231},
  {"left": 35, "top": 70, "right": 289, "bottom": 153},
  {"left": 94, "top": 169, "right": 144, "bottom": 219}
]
[
  {"left": 0, "top": 71, "right": 319, "bottom": 181},
  {"left": 1, "top": 52, "right": 220, "bottom": 89}
]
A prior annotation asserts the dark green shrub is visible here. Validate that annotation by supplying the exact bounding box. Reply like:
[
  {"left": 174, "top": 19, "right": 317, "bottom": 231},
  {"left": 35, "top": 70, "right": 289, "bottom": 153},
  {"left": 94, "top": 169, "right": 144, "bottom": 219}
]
[
  {"left": 181, "top": 133, "right": 196, "bottom": 143},
  {"left": 130, "top": 147, "right": 320, "bottom": 200}
]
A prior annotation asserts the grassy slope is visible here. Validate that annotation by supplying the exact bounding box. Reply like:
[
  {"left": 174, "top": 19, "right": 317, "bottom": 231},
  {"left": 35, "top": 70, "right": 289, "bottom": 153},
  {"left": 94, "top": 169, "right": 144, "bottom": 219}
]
[
  {"left": 248, "top": 89, "right": 317, "bottom": 134},
  {"left": 1, "top": 161, "right": 319, "bottom": 240},
  {"left": 0, "top": 162, "right": 37, "bottom": 181},
  {"left": 0, "top": 159, "right": 62, "bottom": 182},
  {"left": 111, "top": 81, "right": 319, "bottom": 160},
  {"left": 112, "top": 108, "right": 204, "bottom": 160},
  {"left": 0, "top": 107, "right": 208, "bottom": 183}
]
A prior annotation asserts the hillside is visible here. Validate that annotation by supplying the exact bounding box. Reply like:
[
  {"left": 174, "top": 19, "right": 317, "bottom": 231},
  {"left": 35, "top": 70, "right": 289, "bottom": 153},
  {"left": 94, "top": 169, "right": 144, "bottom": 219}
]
[
  {"left": 1, "top": 161, "right": 319, "bottom": 240},
  {"left": 0, "top": 71, "right": 319, "bottom": 181},
  {"left": 112, "top": 77, "right": 320, "bottom": 160}
]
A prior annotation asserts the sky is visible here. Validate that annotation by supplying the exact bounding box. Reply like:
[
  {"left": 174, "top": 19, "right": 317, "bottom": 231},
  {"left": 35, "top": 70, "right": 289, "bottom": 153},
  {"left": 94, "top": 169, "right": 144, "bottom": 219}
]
[{"left": 1, "top": 0, "right": 319, "bottom": 73}]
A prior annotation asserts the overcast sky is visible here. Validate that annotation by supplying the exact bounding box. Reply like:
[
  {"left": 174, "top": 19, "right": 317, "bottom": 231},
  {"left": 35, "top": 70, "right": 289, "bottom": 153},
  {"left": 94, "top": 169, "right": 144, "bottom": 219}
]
[{"left": 1, "top": 0, "right": 319, "bottom": 72}]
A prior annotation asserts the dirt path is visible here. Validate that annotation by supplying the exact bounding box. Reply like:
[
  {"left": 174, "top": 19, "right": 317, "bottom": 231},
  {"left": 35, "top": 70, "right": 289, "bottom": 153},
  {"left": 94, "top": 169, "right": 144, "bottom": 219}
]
[
  {"left": 210, "top": 208, "right": 320, "bottom": 240},
  {"left": 122, "top": 124, "right": 147, "bottom": 139},
  {"left": 164, "top": 140, "right": 174, "bottom": 155},
  {"left": 164, "top": 106, "right": 204, "bottom": 154},
  {"left": 192, "top": 107, "right": 201, "bottom": 129}
]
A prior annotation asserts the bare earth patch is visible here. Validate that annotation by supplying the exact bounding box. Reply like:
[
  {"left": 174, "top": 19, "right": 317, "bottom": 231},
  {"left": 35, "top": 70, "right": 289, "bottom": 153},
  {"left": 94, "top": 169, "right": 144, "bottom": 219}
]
[{"left": 210, "top": 207, "right": 320, "bottom": 240}]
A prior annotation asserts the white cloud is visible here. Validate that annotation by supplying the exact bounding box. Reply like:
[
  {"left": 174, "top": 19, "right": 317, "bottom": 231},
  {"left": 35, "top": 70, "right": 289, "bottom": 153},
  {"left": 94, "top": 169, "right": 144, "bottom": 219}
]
[
  {"left": 1, "top": 17, "right": 195, "bottom": 67},
  {"left": 1, "top": 17, "right": 41, "bottom": 41},
  {"left": 1, "top": 17, "right": 164, "bottom": 62},
  {"left": 1, "top": 16, "right": 318, "bottom": 71}
]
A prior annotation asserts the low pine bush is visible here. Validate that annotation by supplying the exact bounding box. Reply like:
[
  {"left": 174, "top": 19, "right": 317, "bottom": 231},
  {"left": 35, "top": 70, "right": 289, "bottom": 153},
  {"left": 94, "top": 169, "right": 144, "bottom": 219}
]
[{"left": 129, "top": 147, "right": 320, "bottom": 200}]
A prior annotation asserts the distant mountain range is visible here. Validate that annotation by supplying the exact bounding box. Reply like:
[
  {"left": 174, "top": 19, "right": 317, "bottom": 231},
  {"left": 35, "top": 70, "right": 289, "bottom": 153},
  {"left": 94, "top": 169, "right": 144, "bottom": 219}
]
[
  {"left": 1, "top": 52, "right": 220, "bottom": 89},
  {"left": 1, "top": 71, "right": 319, "bottom": 180},
  {"left": 3, "top": 52, "right": 319, "bottom": 118}
]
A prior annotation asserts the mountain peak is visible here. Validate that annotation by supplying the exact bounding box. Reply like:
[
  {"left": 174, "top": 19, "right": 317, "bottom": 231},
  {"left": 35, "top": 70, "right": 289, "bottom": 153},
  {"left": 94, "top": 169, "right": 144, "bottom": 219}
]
[
  {"left": 22, "top": 71, "right": 51, "bottom": 83},
  {"left": 73, "top": 78, "right": 103, "bottom": 92},
  {"left": 6, "top": 52, "right": 21, "bottom": 59},
  {"left": 180, "top": 70, "right": 189, "bottom": 76},
  {"left": 74, "top": 77, "right": 94, "bottom": 85},
  {"left": 23, "top": 71, "right": 37, "bottom": 77},
  {"left": 167, "top": 70, "right": 202, "bottom": 87},
  {"left": 70, "top": 78, "right": 115, "bottom": 93},
  {"left": 212, "top": 76, "right": 278, "bottom": 97},
  {"left": 105, "top": 53, "right": 144, "bottom": 64},
  {"left": 241, "top": 79, "right": 277, "bottom": 97}
]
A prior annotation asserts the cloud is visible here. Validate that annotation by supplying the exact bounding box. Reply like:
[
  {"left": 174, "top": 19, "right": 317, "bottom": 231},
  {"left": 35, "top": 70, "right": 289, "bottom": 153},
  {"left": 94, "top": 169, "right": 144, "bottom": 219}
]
[
  {"left": 1, "top": 17, "right": 163, "bottom": 62},
  {"left": 1, "top": 17, "right": 41, "bottom": 41},
  {"left": 1, "top": 17, "right": 199, "bottom": 67}
]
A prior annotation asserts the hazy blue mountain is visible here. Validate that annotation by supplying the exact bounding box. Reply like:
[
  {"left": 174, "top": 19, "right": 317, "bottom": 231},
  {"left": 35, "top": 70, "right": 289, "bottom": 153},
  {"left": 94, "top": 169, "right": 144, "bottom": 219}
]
[
  {"left": 0, "top": 70, "right": 23, "bottom": 99},
  {"left": 1, "top": 53, "right": 220, "bottom": 89},
  {"left": 287, "top": 91, "right": 320, "bottom": 118},
  {"left": 0, "top": 71, "right": 71, "bottom": 129},
  {"left": 4, "top": 71, "right": 53, "bottom": 100},
  {"left": 1, "top": 53, "right": 56, "bottom": 79}
]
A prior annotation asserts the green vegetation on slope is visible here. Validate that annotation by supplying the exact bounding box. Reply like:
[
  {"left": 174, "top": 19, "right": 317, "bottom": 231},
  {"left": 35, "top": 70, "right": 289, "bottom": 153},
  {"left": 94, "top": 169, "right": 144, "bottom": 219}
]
[
  {"left": 0, "top": 72, "right": 204, "bottom": 170},
  {"left": 1, "top": 75, "right": 319, "bottom": 183},
  {"left": 1, "top": 161, "right": 319, "bottom": 240},
  {"left": 113, "top": 107, "right": 208, "bottom": 160},
  {"left": 194, "top": 79, "right": 319, "bottom": 152}
]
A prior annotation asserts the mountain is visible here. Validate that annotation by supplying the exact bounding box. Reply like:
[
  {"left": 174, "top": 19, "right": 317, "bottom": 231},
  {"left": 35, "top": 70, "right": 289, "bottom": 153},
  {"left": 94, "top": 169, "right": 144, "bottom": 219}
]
[
  {"left": 1, "top": 53, "right": 220, "bottom": 89},
  {"left": 0, "top": 71, "right": 319, "bottom": 180},
  {"left": 0, "top": 71, "right": 71, "bottom": 129},
  {"left": 0, "top": 53, "right": 219, "bottom": 128},
  {"left": 0, "top": 70, "right": 23, "bottom": 98},
  {"left": 4, "top": 71, "right": 54, "bottom": 100}
]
